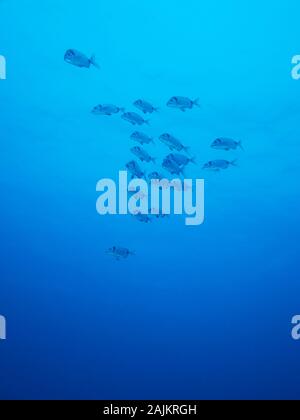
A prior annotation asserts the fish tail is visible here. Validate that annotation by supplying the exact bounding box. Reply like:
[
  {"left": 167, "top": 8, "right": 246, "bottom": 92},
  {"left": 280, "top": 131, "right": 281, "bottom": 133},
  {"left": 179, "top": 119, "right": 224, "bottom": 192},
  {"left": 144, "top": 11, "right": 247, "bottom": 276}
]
[
  {"left": 90, "top": 55, "right": 100, "bottom": 69},
  {"left": 119, "top": 107, "right": 126, "bottom": 113},
  {"left": 151, "top": 157, "right": 157, "bottom": 164},
  {"left": 231, "top": 159, "right": 238, "bottom": 167},
  {"left": 145, "top": 120, "right": 150, "bottom": 126},
  {"left": 151, "top": 138, "right": 156, "bottom": 145},
  {"left": 193, "top": 98, "right": 201, "bottom": 108},
  {"left": 238, "top": 141, "right": 244, "bottom": 151},
  {"left": 190, "top": 156, "right": 197, "bottom": 165},
  {"left": 154, "top": 107, "right": 160, "bottom": 113}
]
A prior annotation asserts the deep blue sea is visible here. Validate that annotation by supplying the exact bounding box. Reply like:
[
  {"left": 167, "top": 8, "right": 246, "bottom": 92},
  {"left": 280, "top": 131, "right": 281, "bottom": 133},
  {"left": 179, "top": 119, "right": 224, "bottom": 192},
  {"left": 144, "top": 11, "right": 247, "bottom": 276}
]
[{"left": 1, "top": 0, "right": 300, "bottom": 400}]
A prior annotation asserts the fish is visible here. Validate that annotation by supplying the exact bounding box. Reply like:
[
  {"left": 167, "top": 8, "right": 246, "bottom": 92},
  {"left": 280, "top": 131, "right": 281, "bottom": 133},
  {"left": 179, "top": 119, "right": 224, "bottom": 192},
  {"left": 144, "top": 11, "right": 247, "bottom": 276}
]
[
  {"left": 167, "top": 153, "right": 196, "bottom": 167},
  {"left": 134, "top": 212, "right": 152, "bottom": 223},
  {"left": 130, "top": 146, "right": 156, "bottom": 163},
  {"left": 149, "top": 208, "right": 170, "bottom": 219},
  {"left": 148, "top": 171, "right": 165, "bottom": 181},
  {"left": 167, "top": 96, "right": 200, "bottom": 112},
  {"left": 106, "top": 246, "right": 134, "bottom": 261},
  {"left": 133, "top": 99, "right": 159, "bottom": 114},
  {"left": 202, "top": 159, "right": 238, "bottom": 171},
  {"left": 128, "top": 189, "right": 148, "bottom": 201},
  {"left": 64, "top": 49, "right": 99, "bottom": 69},
  {"left": 121, "top": 112, "right": 149, "bottom": 126},
  {"left": 92, "top": 104, "right": 125, "bottom": 116},
  {"left": 130, "top": 131, "right": 154, "bottom": 145},
  {"left": 211, "top": 138, "right": 244, "bottom": 151},
  {"left": 148, "top": 172, "right": 170, "bottom": 189},
  {"left": 159, "top": 133, "right": 190, "bottom": 153},
  {"left": 162, "top": 157, "right": 184, "bottom": 176},
  {"left": 126, "top": 160, "right": 145, "bottom": 179}
]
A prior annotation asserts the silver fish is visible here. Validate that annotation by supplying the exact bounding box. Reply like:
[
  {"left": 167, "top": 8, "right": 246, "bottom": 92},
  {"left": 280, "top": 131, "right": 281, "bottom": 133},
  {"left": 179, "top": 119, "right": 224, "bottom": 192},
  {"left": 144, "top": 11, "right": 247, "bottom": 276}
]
[
  {"left": 159, "top": 133, "right": 189, "bottom": 153},
  {"left": 149, "top": 208, "right": 170, "bottom": 219},
  {"left": 148, "top": 171, "right": 165, "bottom": 181},
  {"left": 106, "top": 246, "right": 134, "bottom": 261},
  {"left": 126, "top": 160, "right": 145, "bottom": 179},
  {"left": 167, "top": 153, "right": 196, "bottom": 167},
  {"left": 167, "top": 96, "right": 200, "bottom": 112},
  {"left": 128, "top": 189, "right": 148, "bottom": 201},
  {"left": 64, "top": 49, "right": 99, "bottom": 69},
  {"left": 211, "top": 138, "right": 244, "bottom": 151},
  {"left": 122, "top": 112, "right": 149, "bottom": 126},
  {"left": 133, "top": 99, "right": 158, "bottom": 114},
  {"left": 130, "top": 131, "right": 154, "bottom": 145},
  {"left": 162, "top": 157, "right": 184, "bottom": 176},
  {"left": 131, "top": 146, "right": 156, "bottom": 163},
  {"left": 92, "top": 104, "right": 125, "bottom": 116},
  {"left": 202, "top": 159, "right": 238, "bottom": 171},
  {"left": 134, "top": 212, "right": 152, "bottom": 223}
]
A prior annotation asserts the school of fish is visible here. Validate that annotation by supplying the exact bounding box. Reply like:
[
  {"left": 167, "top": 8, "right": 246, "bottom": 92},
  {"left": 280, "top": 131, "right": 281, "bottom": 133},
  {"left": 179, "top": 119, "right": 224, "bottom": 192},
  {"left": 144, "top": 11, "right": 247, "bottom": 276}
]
[{"left": 64, "top": 49, "right": 244, "bottom": 260}]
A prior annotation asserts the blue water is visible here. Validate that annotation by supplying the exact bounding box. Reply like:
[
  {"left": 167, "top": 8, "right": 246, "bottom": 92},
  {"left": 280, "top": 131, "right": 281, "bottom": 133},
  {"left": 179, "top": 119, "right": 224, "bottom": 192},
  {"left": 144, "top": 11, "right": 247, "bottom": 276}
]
[{"left": 1, "top": 0, "right": 300, "bottom": 400}]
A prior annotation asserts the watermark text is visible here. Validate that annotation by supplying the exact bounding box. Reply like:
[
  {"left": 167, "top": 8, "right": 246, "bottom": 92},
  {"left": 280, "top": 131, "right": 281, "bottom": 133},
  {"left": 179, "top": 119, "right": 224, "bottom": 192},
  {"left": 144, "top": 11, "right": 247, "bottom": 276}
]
[
  {"left": 0, "top": 55, "right": 6, "bottom": 80},
  {"left": 291, "top": 315, "right": 300, "bottom": 340},
  {"left": 291, "top": 55, "right": 300, "bottom": 80},
  {"left": 96, "top": 171, "right": 205, "bottom": 226},
  {"left": 0, "top": 315, "right": 6, "bottom": 340}
]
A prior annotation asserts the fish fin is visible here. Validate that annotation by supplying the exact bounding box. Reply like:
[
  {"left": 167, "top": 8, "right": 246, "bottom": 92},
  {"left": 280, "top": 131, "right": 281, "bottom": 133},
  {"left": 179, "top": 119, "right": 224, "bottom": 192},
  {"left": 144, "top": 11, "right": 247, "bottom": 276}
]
[
  {"left": 193, "top": 98, "right": 201, "bottom": 108},
  {"left": 90, "top": 55, "right": 100, "bottom": 69},
  {"left": 238, "top": 141, "right": 244, "bottom": 151},
  {"left": 231, "top": 159, "right": 238, "bottom": 167}
]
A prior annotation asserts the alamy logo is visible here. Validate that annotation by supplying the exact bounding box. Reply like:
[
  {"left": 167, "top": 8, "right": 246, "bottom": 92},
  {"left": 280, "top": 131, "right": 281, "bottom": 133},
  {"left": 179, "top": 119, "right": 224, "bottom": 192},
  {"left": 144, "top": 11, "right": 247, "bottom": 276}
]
[
  {"left": 0, "top": 55, "right": 6, "bottom": 80},
  {"left": 291, "top": 315, "right": 300, "bottom": 340},
  {"left": 0, "top": 315, "right": 6, "bottom": 340},
  {"left": 291, "top": 55, "right": 300, "bottom": 80},
  {"left": 96, "top": 171, "right": 205, "bottom": 226}
]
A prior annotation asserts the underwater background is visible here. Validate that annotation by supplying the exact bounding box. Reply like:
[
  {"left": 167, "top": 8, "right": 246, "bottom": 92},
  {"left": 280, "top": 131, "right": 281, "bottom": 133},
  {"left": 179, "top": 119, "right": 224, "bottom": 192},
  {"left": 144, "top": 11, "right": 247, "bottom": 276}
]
[{"left": 1, "top": 0, "right": 300, "bottom": 400}]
